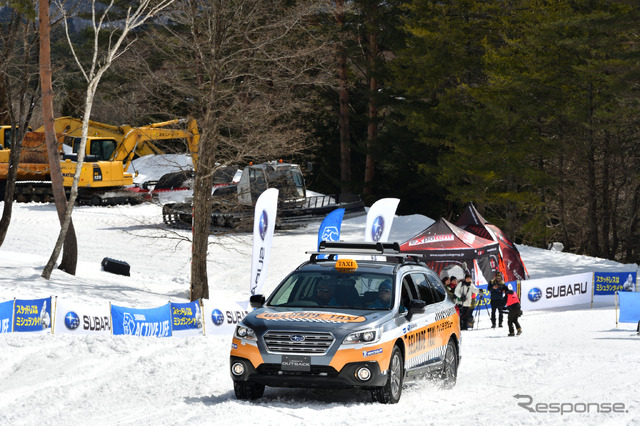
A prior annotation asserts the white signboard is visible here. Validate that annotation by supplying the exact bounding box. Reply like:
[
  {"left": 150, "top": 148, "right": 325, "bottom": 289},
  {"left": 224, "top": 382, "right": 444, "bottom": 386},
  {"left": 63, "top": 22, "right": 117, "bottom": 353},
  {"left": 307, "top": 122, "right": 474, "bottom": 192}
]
[
  {"left": 54, "top": 299, "right": 111, "bottom": 335},
  {"left": 202, "top": 298, "right": 250, "bottom": 336},
  {"left": 520, "top": 272, "right": 593, "bottom": 311}
]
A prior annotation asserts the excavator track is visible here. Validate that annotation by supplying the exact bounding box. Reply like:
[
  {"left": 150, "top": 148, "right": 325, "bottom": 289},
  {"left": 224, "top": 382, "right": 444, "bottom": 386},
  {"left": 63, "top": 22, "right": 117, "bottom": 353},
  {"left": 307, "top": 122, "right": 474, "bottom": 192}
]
[{"left": 162, "top": 194, "right": 365, "bottom": 233}]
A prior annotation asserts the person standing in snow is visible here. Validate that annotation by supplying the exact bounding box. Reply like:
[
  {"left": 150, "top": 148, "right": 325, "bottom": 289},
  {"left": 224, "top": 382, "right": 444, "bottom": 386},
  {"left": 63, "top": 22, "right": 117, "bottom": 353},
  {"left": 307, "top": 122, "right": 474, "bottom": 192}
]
[
  {"left": 454, "top": 273, "right": 479, "bottom": 330},
  {"left": 489, "top": 272, "right": 507, "bottom": 328},
  {"left": 503, "top": 286, "right": 522, "bottom": 336}
]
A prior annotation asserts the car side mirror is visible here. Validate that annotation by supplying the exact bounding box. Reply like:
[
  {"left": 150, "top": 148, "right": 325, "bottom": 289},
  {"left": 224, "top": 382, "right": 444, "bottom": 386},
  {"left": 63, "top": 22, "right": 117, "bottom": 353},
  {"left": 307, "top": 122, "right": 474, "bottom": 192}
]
[
  {"left": 249, "top": 294, "right": 265, "bottom": 309},
  {"left": 406, "top": 299, "right": 426, "bottom": 320}
]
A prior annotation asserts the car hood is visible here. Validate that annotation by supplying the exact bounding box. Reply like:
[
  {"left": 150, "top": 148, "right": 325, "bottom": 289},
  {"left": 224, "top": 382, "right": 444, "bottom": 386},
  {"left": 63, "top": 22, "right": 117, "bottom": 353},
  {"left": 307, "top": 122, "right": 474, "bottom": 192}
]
[{"left": 242, "top": 306, "right": 392, "bottom": 334}]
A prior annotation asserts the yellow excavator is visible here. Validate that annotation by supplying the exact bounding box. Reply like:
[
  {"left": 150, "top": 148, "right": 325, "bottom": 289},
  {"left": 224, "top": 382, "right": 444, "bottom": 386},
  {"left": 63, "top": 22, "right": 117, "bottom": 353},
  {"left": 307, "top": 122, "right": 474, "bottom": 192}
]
[
  {"left": 58, "top": 117, "right": 199, "bottom": 205},
  {"left": 0, "top": 117, "right": 199, "bottom": 204}
]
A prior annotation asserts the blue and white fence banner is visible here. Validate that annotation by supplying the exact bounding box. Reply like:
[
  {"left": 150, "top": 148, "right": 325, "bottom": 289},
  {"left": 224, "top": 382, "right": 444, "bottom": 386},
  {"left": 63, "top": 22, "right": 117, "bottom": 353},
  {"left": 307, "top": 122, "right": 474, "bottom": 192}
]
[
  {"left": 13, "top": 297, "right": 52, "bottom": 333},
  {"left": 617, "top": 291, "right": 640, "bottom": 323},
  {"left": 111, "top": 303, "right": 172, "bottom": 337},
  {"left": 54, "top": 299, "right": 111, "bottom": 335},
  {"left": 0, "top": 299, "right": 14, "bottom": 333},
  {"left": 520, "top": 272, "right": 592, "bottom": 311},
  {"left": 202, "top": 298, "right": 249, "bottom": 336},
  {"left": 471, "top": 281, "right": 518, "bottom": 309},
  {"left": 594, "top": 272, "right": 637, "bottom": 295},
  {"left": 170, "top": 301, "right": 204, "bottom": 336}
]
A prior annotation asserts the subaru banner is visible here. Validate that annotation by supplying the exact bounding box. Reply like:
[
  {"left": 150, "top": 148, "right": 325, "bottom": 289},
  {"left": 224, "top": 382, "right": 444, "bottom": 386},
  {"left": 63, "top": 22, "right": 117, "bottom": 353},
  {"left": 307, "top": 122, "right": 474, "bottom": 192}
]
[
  {"left": 54, "top": 299, "right": 111, "bottom": 335},
  {"left": 520, "top": 272, "right": 592, "bottom": 310},
  {"left": 0, "top": 300, "right": 14, "bottom": 333},
  {"left": 170, "top": 300, "right": 204, "bottom": 336},
  {"left": 202, "top": 298, "right": 250, "bottom": 336},
  {"left": 13, "top": 297, "right": 52, "bottom": 333},
  {"left": 594, "top": 272, "right": 636, "bottom": 295},
  {"left": 111, "top": 303, "right": 172, "bottom": 337},
  {"left": 250, "top": 188, "right": 278, "bottom": 296},
  {"left": 364, "top": 198, "right": 399, "bottom": 243}
]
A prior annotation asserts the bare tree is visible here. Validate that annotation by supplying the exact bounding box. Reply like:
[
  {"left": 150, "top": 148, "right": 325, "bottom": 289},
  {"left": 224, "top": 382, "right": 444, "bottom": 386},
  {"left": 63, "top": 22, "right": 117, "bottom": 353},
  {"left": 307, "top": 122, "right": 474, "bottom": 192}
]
[
  {"left": 0, "top": 6, "right": 40, "bottom": 246},
  {"left": 39, "top": 0, "right": 80, "bottom": 275},
  {"left": 41, "top": 0, "right": 175, "bottom": 279},
  {"left": 131, "top": 0, "right": 334, "bottom": 300}
]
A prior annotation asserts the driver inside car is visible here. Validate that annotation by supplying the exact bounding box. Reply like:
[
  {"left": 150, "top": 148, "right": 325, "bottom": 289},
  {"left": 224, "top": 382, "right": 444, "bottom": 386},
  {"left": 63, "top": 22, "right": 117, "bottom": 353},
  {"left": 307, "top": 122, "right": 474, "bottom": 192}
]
[
  {"left": 313, "top": 280, "right": 338, "bottom": 306},
  {"left": 369, "top": 280, "right": 392, "bottom": 309}
]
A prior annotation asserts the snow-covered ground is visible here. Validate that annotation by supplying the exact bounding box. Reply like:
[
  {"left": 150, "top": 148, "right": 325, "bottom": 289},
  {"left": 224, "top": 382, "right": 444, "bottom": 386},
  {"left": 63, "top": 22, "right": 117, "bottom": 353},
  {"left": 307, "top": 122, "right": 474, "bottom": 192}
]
[{"left": 1, "top": 199, "right": 639, "bottom": 426}]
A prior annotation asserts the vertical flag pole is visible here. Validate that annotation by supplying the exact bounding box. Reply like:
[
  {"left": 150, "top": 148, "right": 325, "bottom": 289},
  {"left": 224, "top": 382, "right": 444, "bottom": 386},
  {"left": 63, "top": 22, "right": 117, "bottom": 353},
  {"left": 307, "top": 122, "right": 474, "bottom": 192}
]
[
  {"left": 199, "top": 299, "right": 206, "bottom": 336},
  {"left": 52, "top": 296, "right": 57, "bottom": 335},
  {"left": 590, "top": 272, "right": 595, "bottom": 309},
  {"left": 615, "top": 291, "right": 618, "bottom": 329},
  {"left": 11, "top": 297, "right": 15, "bottom": 333}
]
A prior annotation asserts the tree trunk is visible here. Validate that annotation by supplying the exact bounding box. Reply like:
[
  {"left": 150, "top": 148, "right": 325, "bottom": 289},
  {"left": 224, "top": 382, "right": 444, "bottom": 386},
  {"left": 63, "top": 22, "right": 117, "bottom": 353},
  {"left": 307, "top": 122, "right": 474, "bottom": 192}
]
[
  {"left": 0, "top": 125, "right": 23, "bottom": 246},
  {"left": 190, "top": 126, "right": 216, "bottom": 302},
  {"left": 624, "top": 183, "right": 640, "bottom": 262},
  {"left": 336, "top": 0, "right": 351, "bottom": 194},
  {"left": 363, "top": 10, "right": 378, "bottom": 196},
  {"left": 600, "top": 132, "right": 611, "bottom": 258},
  {"left": 585, "top": 85, "right": 599, "bottom": 257},
  {"left": 39, "top": 0, "right": 77, "bottom": 277}
]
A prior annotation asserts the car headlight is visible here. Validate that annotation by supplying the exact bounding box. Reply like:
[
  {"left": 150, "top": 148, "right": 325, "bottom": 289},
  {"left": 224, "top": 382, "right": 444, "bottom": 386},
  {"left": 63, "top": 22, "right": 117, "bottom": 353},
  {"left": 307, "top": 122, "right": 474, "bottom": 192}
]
[
  {"left": 342, "top": 329, "right": 380, "bottom": 345},
  {"left": 234, "top": 325, "right": 257, "bottom": 341}
]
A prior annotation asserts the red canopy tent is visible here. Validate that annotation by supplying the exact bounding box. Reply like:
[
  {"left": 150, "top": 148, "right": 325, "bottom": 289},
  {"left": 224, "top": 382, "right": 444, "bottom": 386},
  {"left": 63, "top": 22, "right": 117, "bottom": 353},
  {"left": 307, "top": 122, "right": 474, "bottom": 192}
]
[
  {"left": 455, "top": 202, "right": 529, "bottom": 282},
  {"left": 399, "top": 218, "right": 501, "bottom": 286}
]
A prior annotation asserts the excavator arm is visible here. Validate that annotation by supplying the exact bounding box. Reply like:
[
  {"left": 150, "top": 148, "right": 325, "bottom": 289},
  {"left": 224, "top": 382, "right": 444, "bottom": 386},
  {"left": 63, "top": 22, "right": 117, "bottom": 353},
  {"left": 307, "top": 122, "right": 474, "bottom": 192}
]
[{"left": 114, "top": 118, "right": 199, "bottom": 172}]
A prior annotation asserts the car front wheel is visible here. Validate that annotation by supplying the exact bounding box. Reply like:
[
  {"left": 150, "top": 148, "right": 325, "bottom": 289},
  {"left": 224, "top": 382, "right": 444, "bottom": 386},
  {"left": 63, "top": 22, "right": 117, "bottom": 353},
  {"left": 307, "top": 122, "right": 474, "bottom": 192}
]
[
  {"left": 440, "top": 339, "right": 458, "bottom": 389},
  {"left": 233, "top": 381, "right": 265, "bottom": 400},
  {"left": 371, "top": 345, "right": 403, "bottom": 404}
]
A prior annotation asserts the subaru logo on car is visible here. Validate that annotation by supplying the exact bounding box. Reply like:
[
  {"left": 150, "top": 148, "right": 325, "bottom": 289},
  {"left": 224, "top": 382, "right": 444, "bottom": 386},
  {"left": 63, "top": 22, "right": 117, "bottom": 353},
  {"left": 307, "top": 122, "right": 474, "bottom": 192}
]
[
  {"left": 64, "top": 311, "right": 80, "bottom": 330},
  {"left": 211, "top": 309, "right": 225, "bottom": 326},
  {"left": 528, "top": 287, "right": 542, "bottom": 302},
  {"left": 290, "top": 334, "right": 305, "bottom": 342},
  {"left": 259, "top": 210, "right": 268, "bottom": 240},
  {"left": 371, "top": 216, "right": 384, "bottom": 242}
]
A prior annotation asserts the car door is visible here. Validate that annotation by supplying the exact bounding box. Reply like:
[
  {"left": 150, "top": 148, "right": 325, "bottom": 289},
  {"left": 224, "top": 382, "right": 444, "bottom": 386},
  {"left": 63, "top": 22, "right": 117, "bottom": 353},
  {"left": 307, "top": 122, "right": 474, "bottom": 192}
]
[{"left": 400, "top": 272, "right": 440, "bottom": 373}]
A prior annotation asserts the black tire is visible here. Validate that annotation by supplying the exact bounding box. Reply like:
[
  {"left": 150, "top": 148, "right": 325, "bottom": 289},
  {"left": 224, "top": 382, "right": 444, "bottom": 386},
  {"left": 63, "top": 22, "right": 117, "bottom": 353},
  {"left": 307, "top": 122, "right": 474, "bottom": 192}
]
[
  {"left": 233, "top": 381, "right": 265, "bottom": 400},
  {"left": 440, "top": 339, "right": 458, "bottom": 389},
  {"left": 91, "top": 195, "right": 102, "bottom": 206},
  {"left": 371, "top": 345, "right": 403, "bottom": 404}
]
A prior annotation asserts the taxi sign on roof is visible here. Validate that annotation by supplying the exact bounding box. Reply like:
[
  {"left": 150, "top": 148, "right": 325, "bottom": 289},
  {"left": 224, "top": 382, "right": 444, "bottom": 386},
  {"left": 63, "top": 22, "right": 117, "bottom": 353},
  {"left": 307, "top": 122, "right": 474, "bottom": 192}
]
[{"left": 335, "top": 258, "right": 357, "bottom": 273}]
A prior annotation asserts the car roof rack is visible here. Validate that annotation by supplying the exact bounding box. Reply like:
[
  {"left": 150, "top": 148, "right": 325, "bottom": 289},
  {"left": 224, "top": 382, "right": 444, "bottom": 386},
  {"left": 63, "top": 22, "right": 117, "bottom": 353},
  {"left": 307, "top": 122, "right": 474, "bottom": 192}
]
[{"left": 307, "top": 241, "right": 424, "bottom": 263}]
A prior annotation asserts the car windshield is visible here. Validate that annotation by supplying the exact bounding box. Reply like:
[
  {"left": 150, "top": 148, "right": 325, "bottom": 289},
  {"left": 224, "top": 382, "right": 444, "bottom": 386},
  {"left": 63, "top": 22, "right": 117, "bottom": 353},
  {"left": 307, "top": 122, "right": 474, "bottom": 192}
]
[{"left": 267, "top": 271, "right": 395, "bottom": 310}]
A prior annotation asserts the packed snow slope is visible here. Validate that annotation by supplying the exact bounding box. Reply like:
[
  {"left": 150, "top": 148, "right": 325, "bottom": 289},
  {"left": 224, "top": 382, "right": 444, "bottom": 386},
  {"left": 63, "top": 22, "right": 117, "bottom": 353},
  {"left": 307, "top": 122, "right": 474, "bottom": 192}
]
[{"left": 0, "top": 202, "right": 638, "bottom": 426}]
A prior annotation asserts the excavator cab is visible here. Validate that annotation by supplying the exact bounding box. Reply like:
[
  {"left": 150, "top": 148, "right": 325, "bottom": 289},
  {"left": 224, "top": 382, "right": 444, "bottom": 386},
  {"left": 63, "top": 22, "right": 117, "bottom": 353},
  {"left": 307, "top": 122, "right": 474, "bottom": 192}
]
[
  {"left": 1, "top": 126, "right": 13, "bottom": 149},
  {"left": 64, "top": 136, "right": 118, "bottom": 161}
]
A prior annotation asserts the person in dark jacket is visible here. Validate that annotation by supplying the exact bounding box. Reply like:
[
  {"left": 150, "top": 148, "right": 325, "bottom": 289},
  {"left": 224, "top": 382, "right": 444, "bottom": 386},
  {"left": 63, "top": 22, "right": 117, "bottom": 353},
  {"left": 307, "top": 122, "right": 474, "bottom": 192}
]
[
  {"left": 503, "top": 286, "right": 522, "bottom": 336},
  {"left": 448, "top": 276, "right": 458, "bottom": 303},
  {"left": 489, "top": 272, "right": 507, "bottom": 328}
]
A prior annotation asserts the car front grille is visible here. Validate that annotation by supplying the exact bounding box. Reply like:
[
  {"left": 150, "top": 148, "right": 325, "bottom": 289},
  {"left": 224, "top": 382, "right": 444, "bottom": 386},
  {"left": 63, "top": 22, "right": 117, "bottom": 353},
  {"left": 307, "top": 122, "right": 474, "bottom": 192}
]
[{"left": 263, "top": 331, "right": 334, "bottom": 354}]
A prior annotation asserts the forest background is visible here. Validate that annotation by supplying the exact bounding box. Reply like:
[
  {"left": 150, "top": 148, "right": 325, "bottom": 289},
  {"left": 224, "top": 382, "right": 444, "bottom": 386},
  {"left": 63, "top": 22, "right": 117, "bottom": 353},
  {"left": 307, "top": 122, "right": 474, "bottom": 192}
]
[{"left": 1, "top": 0, "right": 639, "bottom": 265}]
